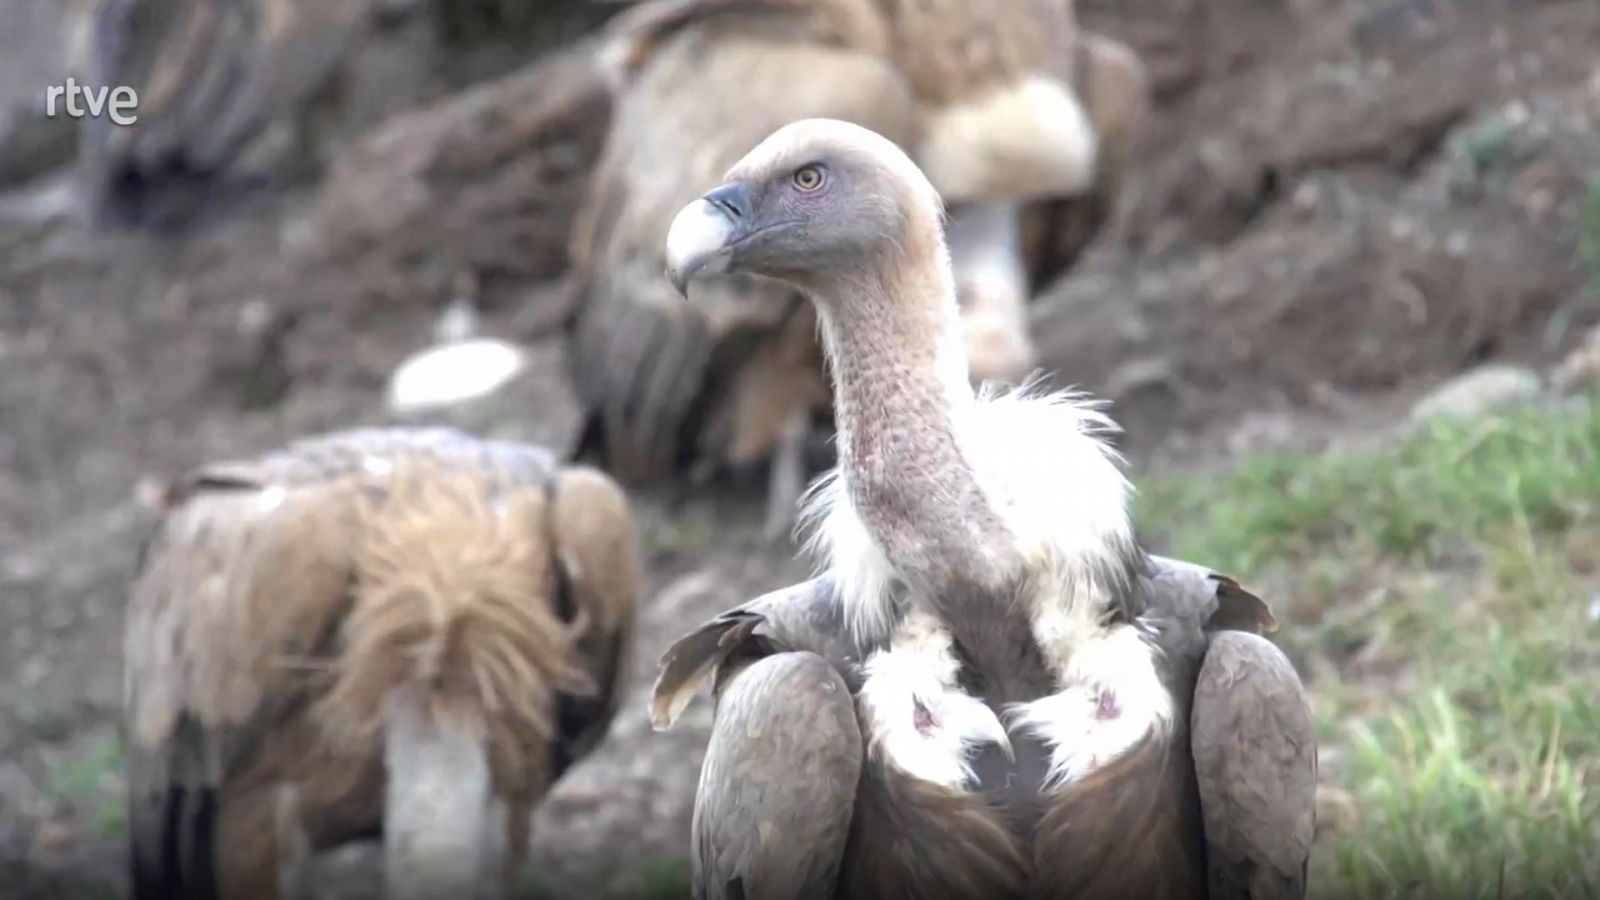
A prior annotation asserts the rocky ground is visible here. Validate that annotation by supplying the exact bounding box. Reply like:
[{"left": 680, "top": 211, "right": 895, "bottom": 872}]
[{"left": 1, "top": 0, "right": 1598, "bottom": 896}]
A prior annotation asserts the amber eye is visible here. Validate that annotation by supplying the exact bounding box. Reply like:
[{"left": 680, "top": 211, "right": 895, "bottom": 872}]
[{"left": 792, "top": 164, "right": 825, "bottom": 192}]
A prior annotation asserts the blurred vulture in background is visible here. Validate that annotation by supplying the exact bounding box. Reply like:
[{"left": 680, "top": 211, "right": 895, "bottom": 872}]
[
  {"left": 124, "top": 428, "right": 643, "bottom": 900},
  {"left": 75, "top": 0, "right": 613, "bottom": 228},
  {"left": 567, "top": 0, "right": 1150, "bottom": 535},
  {"left": 78, "top": 0, "right": 371, "bottom": 227}
]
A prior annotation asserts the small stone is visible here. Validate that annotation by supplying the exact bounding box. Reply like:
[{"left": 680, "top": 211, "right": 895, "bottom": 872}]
[
  {"left": 386, "top": 338, "right": 529, "bottom": 414},
  {"left": 386, "top": 337, "right": 585, "bottom": 453},
  {"left": 1410, "top": 364, "right": 1544, "bottom": 424}
]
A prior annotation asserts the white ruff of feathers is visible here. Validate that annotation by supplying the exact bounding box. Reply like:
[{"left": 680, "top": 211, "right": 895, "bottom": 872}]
[
  {"left": 797, "top": 378, "right": 1173, "bottom": 791},
  {"left": 797, "top": 376, "right": 1136, "bottom": 647}
]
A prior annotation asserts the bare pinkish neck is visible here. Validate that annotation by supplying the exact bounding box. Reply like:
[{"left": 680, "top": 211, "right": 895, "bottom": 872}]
[{"left": 810, "top": 247, "right": 1022, "bottom": 597}]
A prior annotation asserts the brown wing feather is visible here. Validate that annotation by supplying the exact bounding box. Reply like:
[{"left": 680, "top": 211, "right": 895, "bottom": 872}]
[
  {"left": 126, "top": 464, "right": 357, "bottom": 899},
  {"left": 1191, "top": 632, "right": 1318, "bottom": 900},
  {"left": 164, "top": 427, "right": 561, "bottom": 499},
  {"left": 1140, "top": 555, "right": 1313, "bottom": 900},
  {"left": 650, "top": 576, "right": 858, "bottom": 730},
  {"left": 566, "top": 4, "right": 914, "bottom": 481},
  {"left": 545, "top": 466, "right": 645, "bottom": 768},
  {"left": 597, "top": 0, "right": 887, "bottom": 86},
  {"left": 693, "top": 652, "right": 862, "bottom": 900},
  {"left": 648, "top": 578, "right": 862, "bottom": 900}
]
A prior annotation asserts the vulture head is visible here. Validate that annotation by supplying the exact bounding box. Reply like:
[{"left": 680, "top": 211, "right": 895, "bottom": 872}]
[{"left": 667, "top": 119, "right": 944, "bottom": 303}]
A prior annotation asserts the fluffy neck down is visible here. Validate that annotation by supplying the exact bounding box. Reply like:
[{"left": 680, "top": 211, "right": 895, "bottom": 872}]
[{"left": 797, "top": 222, "right": 1139, "bottom": 657}]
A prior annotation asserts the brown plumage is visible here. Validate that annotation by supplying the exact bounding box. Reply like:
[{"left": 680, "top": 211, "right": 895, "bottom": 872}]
[
  {"left": 124, "top": 427, "right": 643, "bottom": 900},
  {"left": 565, "top": 0, "right": 1150, "bottom": 535},
  {"left": 656, "top": 567, "right": 1314, "bottom": 900},
  {"left": 652, "top": 120, "right": 1314, "bottom": 898}
]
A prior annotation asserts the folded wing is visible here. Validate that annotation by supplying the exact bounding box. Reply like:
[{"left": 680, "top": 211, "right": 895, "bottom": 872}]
[
  {"left": 652, "top": 578, "right": 864, "bottom": 900},
  {"left": 1191, "top": 596, "right": 1317, "bottom": 900}
]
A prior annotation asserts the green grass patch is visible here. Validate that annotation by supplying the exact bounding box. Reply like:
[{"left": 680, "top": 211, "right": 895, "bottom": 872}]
[
  {"left": 517, "top": 859, "right": 690, "bottom": 899},
  {"left": 42, "top": 733, "right": 127, "bottom": 843},
  {"left": 1446, "top": 118, "right": 1527, "bottom": 200},
  {"left": 1137, "top": 400, "right": 1600, "bottom": 573},
  {"left": 1137, "top": 397, "right": 1600, "bottom": 900}
]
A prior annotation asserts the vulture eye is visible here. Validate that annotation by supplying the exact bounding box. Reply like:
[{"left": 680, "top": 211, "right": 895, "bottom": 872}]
[{"left": 792, "top": 165, "right": 826, "bottom": 192}]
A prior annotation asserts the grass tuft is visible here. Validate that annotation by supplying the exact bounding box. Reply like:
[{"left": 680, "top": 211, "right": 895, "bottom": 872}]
[
  {"left": 517, "top": 858, "right": 690, "bottom": 899},
  {"left": 42, "top": 734, "right": 127, "bottom": 842},
  {"left": 1138, "top": 400, "right": 1600, "bottom": 573}
]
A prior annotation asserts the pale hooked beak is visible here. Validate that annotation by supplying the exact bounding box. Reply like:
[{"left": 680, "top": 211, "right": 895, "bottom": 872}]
[{"left": 665, "top": 181, "right": 752, "bottom": 297}]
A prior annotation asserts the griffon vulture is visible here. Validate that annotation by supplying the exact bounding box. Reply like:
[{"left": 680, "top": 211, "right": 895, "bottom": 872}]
[
  {"left": 566, "top": 0, "right": 1150, "bottom": 537},
  {"left": 124, "top": 427, "right": 643, "bottom": 900},
  {"left": 652, "top": 120, "right": 1316, "bottom": 899}
]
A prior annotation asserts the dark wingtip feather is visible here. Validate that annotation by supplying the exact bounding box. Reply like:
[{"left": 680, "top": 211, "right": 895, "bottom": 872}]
[
  {"left": 650, "top": 610, "right": 765, "bottom": 731},
  {"left": 1210, "top": 576, "right": 1279, "bottom": 634},
  {"left": 130, "top": 783, "right": 220, "bottom": 900}
]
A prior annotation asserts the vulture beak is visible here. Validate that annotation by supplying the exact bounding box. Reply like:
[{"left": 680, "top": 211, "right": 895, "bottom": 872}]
[{"left": 666, "top": 181, "right": 754, "bottom": 297}]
